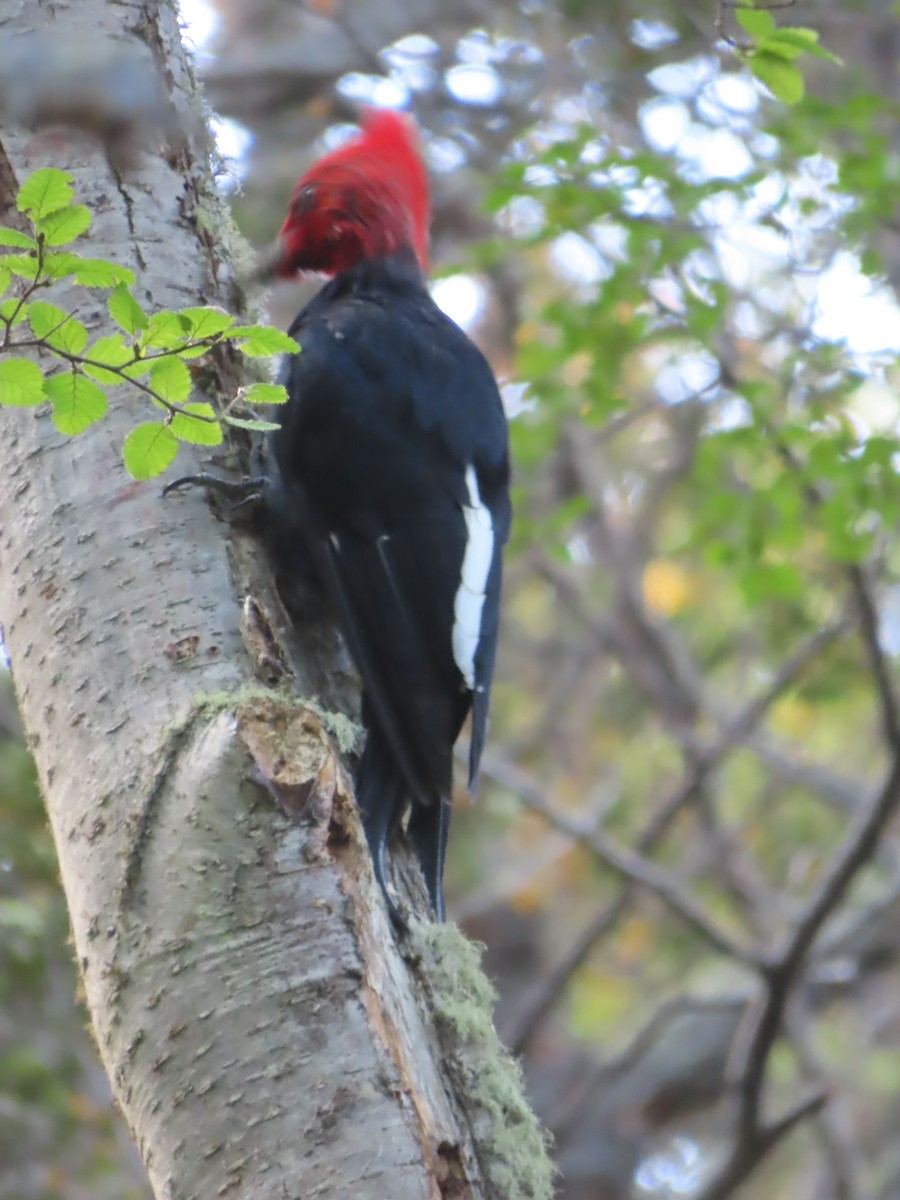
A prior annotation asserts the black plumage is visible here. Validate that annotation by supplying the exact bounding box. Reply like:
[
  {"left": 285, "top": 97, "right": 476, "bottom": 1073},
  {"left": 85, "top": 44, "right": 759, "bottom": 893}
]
[{"left": 266, "top": 247, "right": 510, "bottom": 919}]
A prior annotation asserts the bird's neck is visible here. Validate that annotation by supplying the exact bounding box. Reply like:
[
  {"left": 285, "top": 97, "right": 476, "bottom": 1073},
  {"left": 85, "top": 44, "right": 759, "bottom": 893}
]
[{"left": 327, "top": 244, "right": 427, "bottom": 296}]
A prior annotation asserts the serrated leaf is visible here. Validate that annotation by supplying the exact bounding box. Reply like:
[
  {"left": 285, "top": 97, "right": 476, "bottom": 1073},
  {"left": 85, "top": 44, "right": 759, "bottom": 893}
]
[
  {"left": 44, "top": 372, "right": 108, "bottom": 434},
  {"left": 41, "top": 251, "right": 80, "bottom": 280},
  {"left": 82, "top": 335, "right": 135, "bottom": 384},
  {"left": 170, "top": 402, "right": 223, "bottom": 446},
  {"left": 119, "top": 355, "right": 152, "bottom": 379},
  {"left": 751, "top": 51, "right": 805, "bottom": 104},
  {"left": 231, "top": 324, "right": 300, "bottom": 356},
  {"left": 149, "top": 356, "right": 191, "bottom": 404},
  {"left": 37, "top": 204, "right": 91, "bottom": 247},
  {"left": 140, "top": 310, "right": 191, "bottom": 351},
  {"left": 43, "top": 250, "right": 133, "bottom": 286},
  {"left": 123, "top": 422, "right": 179, "bottom": 479},
  {"left": 109, "top": 282, "right": 148, "bottom": 335},
  {"left": 17, "top": 168, "right": 74, "bottom": 220},
  {"left": 240, "top": 382, "right": 289, "bottom": 406},
  {"left": 2, "top": 253, "right": 40, "bottom": 281},
  {"left": 175, "top": 342, "right": 214, "bottom": 360},
  {"left": 28, "top": 301, "right": 88, "bottom": 356},
  {"left": 0, "top": 358, "right": 45, "bottom": 407},
  {"left": 28, "top": 300, "right": 69, "bottom": 338},
  {"left": 179, "top": 306, "right": 234, "bottom": 339},
  {"left": 72, "top": 257, "right": 135, "bottom": 286},
  {"left": 0, "top": 228, "right": 35, "bottom": 249},
  {"left": 0, "top": 298, "right": 27, "bottom": 326},
  {"left": 735, "top": 7, "right": 776, "bottom": 38},
  {"left": 223, "top": 415, "right": 282, "bottom": 433}
]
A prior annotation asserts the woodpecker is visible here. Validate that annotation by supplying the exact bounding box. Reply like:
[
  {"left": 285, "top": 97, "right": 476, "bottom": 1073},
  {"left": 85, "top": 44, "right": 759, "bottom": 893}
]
[{"left": 267, "top": 109, "right": 510, "bottom": 921}]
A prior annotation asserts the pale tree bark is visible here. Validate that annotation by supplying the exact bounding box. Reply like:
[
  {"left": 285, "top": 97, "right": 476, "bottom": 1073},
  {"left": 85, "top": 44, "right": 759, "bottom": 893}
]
[{"left": 0, "top": 3, "right": 553, "bottom": 1198}]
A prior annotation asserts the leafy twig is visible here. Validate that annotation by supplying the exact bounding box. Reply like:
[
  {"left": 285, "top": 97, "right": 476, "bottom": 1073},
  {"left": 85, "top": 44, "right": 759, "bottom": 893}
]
[{"left": 1, "top": 166, "right": 297, "bottom": 478}]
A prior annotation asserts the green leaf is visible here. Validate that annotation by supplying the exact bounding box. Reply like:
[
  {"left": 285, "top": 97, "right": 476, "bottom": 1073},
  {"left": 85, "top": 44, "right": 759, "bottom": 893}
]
[
  {"left": 170, "top": 402, "right": 223, "bottom": 446},
  {"left": 735, "top": 7, "right": 776, "bottom": 38},
  {"left": 0, "top": 358, "right": 45, "bottom": 407},
  {"left": 16, "top": 168, "right": 74, "bottom": 220},
  {"left": 763, "top": 27, "right": 842, "bottom": 64},
  {"left": 0, "top": 298, "right": 27, "bottom": 326},
  {"left": 240, "top": 382, "right": 289, "bottom": 406},
  {"left": 738, "top": 560, "right": 804, "bottom": 603},
  {"left": 118, "top": 355, "right": 153, "bottom": 379},
  {"left": 140, "top": 310, "right": 191, "bottom": 350},
  {"left": 37, "top": 204, "right": 91, "bottom": 247},
  {"left": 123, "top": 422, "right": 179, "bottom": 479},
  {"left": 179, "top": 306, "right": 234, "bottom": 339},
  {"left": 2, "top": 253, "right": 40, "bottom": 281},
  {"left": 41, "top": 251, "right": 80, "bottom": 280},
  {"left": 0, "top": 267, "right": 9, "bottom": 296},
  {"left": 751, "top": 51, "right": 805, "bottom": 104},
  {"left": 757, "top": 35, "right": 806, "bottom": 61},
  {"left": 81, "top": 335, "right": 135, "bottom": 384},
  {"left": 44, "top": 372, "right": 108, "bottom": 434},
  {"left": 0, "top": 228, "right": 36, "bottom": 249},
  {"left": 109, "top": 282, "right": 148, "bottom": 335},
  {"left": 175, "top": 342, "right": 214, "bottom": 360},
  {"left": 28, "top": 301, "right": 88, "bottom": 356},
  {"left": 149, "top": 356, "right": 191, "bottom": 404},
  {"left": 223, "top": 415, "right": 282, "bottom": 433},
  {"left": 231, "top": 324, "right": 300, "bottom": 356},
  {"left": 72, "top": 257, "right": 135, "bottom": 286}
]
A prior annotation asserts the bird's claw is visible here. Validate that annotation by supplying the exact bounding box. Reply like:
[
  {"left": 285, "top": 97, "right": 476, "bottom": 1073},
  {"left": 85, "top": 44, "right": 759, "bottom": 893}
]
[{"left": 162, "top": 473, "right": 266, "bottom": 512}]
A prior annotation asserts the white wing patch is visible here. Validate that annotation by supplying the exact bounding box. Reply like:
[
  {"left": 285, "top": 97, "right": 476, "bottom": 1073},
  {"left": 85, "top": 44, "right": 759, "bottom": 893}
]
[{"left": 453, "top": 465, "right": 494, "bottom": 690}]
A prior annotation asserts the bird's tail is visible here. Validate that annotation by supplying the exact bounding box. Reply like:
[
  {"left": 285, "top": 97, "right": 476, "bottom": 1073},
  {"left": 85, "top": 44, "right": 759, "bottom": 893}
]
[
  {"left": 406, "top": 796, "right": 449, "bottom": 922},
  {"left": 356, "top": 721, "right": 406, "bottom": 917},
  {"left": 356, "top": 718, "right": 449, "bottom": 922}
]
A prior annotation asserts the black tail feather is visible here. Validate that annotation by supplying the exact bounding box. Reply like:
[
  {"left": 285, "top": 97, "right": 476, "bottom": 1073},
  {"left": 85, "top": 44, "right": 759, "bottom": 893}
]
[
  {"left": 406, "top": 796, "right": 450, "bottom": 922},
  {"left": 356, "top": 722, "right": 406, "bottom": 921},
  {"left": 356, "top": 714, "right": 449, "bottom": 923}
]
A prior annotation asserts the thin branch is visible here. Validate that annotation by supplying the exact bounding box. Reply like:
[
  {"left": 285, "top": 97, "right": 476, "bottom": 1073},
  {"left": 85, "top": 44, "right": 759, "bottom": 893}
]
[
  {"left": 711, "top": 1088, "right": 828, "bottom": 1200},
  {"left": 696, "top": 1090, "right": 828, "bottom": 1200},
  {"left": 698, "top": 441, "right": 900, "bottom": 1200},
  {"left": 504, "top": 622, "right": 845, "bottom": 1051},
  {"left": 6, "top": 336, "right": 223, "bottom": 420},
  {"left": 786, "top": 1008, "right": 862, "bottom": 1200},
  {"left": 482, "top": 753, "right": 764, "bottom": 969},
  {"left": 847, "top": 564, "right": 900, "bottom": 750}
]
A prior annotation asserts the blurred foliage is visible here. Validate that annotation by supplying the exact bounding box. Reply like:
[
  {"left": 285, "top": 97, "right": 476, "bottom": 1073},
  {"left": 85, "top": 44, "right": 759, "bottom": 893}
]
[{"left": 438, "top": 9, "right": 900, "bottom": 1200}]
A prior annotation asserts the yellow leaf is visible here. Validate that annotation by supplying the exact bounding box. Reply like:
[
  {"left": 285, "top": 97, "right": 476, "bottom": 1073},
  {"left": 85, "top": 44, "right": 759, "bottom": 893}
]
[
  {"left": 616, "top": 914, "right": 656, "bottom": 964},
  {"left": 515, "top": 319, "right": 540, "bottom": 346},
  {"left": 642, "top": 560, "right": 696, "bottom": 616},
  {"left": 569, "top": 966, "right": 634, "bottom": 1036},
  {"left": 771, "top": 696, "right": 816, "bottom": 738},
  {"left": 561, "top": 350, "right": 592, "bottom": 388}
]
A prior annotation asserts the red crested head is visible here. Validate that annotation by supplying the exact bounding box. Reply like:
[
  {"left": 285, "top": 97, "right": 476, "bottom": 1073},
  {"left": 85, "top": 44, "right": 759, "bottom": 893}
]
[{"left": 274, "top": 108, "right": 430, "bottom": 280}]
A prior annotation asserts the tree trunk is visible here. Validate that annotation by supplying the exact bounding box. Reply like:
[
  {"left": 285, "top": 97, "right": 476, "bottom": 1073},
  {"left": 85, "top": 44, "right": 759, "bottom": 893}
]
[{"left": 0, "top": 3, "right": 553, "bottom": 1198}]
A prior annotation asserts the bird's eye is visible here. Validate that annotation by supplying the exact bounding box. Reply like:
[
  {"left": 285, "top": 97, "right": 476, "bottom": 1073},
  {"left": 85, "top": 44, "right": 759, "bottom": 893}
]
[{"left": 292, "top": 184, "right": 317, "bottom": 215}]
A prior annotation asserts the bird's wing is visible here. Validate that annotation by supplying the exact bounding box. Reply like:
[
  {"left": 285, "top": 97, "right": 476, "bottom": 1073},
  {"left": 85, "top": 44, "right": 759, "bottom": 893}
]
[
  {"left": 273, "top": 278, "right": 509, "bottom": 804},
  {"left": 319, "top": 492, "right": 470, "bottom": 804}
]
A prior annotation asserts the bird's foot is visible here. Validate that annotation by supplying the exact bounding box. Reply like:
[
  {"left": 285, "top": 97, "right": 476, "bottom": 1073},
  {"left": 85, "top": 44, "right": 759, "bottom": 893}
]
[{"left": 163, "top": 473, "right": 266, "bottom": 516}]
